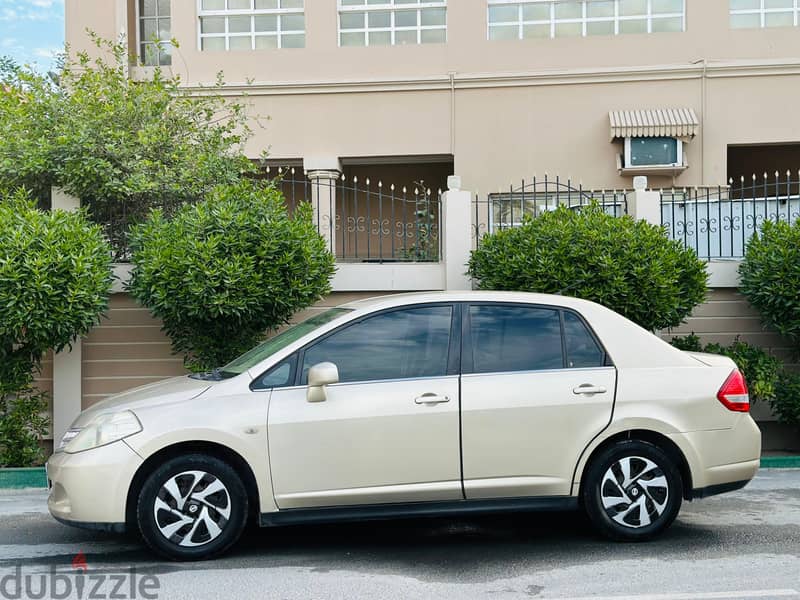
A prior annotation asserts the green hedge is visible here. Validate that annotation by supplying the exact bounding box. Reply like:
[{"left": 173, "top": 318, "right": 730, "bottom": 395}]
[
  {"left": 468, "top": 204, "right": 708, "bottom": 332},
  {"left": 128, "top": 181, "right": 336, "bottom": 372}
]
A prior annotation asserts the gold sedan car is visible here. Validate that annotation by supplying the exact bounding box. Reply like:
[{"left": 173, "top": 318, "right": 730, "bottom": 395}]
[{"left": 47, "top": 292, "right": 761, "bottom": 560}]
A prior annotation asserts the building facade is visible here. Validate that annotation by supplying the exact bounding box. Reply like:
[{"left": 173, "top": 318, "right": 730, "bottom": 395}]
[
  {"left": 57, "top": 0, "right": 800, "bottom": 450},
  {"left": 66, "top": 0, "right": 800, "bottom": 193}
]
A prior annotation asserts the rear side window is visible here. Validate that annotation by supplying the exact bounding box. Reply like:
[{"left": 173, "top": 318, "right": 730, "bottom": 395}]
[
  {"left": 469, "top": 305, "right": 562, "bottom": 374},
  {"left": 563, "top": 311, "right": 605, "bottom": 368}
]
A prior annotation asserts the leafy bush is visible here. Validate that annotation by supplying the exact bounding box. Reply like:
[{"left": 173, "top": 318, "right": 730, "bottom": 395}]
[
  {"left": 128, "top": 181, "right": 336, "bottom": 372},
  {"left": 669, "top": 335, "right": 783, "bottom": 404},
  {"left": 668, "top": 333, "right": 703, "bottom": 352},
  {"left": 772, "top": 371, "right": 800, "bottom": 426},
  {"left": 739, "top": 219, "right": 800, "bottom": 350},
  {"left": 0, "top": 390, "right": 49, "bottom": 468},
  {"left": 0, "top": 189, "right": 113, "bottom": 466},
  {"left": 468, "top": 205, "right": 708, "bottom": 331},
  {"left": 1, "top": 37, "right": 258, "bottom": 257}
]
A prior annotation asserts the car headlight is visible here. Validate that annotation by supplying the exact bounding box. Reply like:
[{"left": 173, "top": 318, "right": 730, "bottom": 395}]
[{"left": 62, "top": 411, "right": 143, "bottom": 454}]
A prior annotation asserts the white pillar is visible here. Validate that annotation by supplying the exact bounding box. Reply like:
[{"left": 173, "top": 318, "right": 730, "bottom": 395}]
[
  {"left": 303, "top": 158, "right": 341, "bottom": 256},
  {"left": 441, "top": 176, "right": 473, "bottom": 290},
  {"left": 627, "top": 176, "right": 662, "bottom": 226},
  {"left": 51, "top": 188, "right": 83, "bottom": 444}
]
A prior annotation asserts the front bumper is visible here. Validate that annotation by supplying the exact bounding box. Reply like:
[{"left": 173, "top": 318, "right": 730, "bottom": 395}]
[{"left": 46, "top": 440, "right": 143, "bottom": 530}]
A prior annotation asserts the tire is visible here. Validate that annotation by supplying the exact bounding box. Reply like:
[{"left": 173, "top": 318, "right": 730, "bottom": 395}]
[
  {"left": 136, "top": 454, "right": 249, "bottom": 561},
  {"left": 582, "top": 440, "right": 682, "bottom": 542}
]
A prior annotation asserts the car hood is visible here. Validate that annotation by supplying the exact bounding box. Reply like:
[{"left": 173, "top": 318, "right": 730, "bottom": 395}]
[{"left": 71, "top": 376, "right": 213, "bottom": 428}]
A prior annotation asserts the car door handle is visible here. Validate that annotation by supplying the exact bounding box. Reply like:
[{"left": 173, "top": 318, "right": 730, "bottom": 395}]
[
  {"left": 573, "top": 384, "right": 607, "bottom": 395},
  {"left": 414, "top": 394, "right": 450, "bottom": 405}
]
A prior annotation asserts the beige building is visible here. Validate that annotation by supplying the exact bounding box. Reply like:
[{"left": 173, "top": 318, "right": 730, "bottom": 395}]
[{"left": 57, "top": 0, "right": 800, "bottom": 451}]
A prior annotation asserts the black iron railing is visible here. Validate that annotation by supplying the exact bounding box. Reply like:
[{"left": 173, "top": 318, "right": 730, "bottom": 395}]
[
  {"left": 661, "top": 174, "right": 800, "bottom": 259},
  {"left": 276, "top": 172, "right": 442, "bottom": 264},
  {"left": 472, "top": 177, "right": 628, "bottom": 248}
]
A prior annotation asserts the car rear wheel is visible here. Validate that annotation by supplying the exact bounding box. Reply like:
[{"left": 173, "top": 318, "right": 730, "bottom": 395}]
[
  {"left": 583, "top": 440, "right": 682, "bottom": 541},
  {"left": 137, "top": 454, "right": 248, "bottom": 560}
]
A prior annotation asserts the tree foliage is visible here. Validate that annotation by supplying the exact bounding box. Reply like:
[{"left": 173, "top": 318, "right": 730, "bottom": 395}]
[
  {"left": 739, "top": 219, "right": 800, "bottom": 351},
  {"left": 0, "top": 36, "right": 259, "bottom": 255},
  {"left": 468, "top": 205, "right": 708, "bottom": 331},
  {"left": 127, "top": 181, "right": 336, "bottom": 372},
  {"left": 0, "top": 189, "right": 113, "bottom": 466}
]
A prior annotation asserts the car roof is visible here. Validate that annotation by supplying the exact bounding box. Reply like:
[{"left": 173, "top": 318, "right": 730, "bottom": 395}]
[{"left": 338, "top": 290, "right": 603, "bottom": 313}]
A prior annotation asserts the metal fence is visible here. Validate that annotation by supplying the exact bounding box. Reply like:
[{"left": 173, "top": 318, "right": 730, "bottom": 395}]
[
  {"left": 266, "top": 168, "right": 442, "bottom": 264},
  {"left": 661, "top": 173, "right": 800, "bottom": 259},
  {"left": 472, "top": 177, "right": 629, "bottom": 248},
  {"left": 83, "top": 167, "right": 443, "bottom": 264}
]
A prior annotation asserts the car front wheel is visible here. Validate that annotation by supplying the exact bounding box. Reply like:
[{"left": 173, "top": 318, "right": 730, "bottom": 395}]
[
  {"left": 137, "top": 454, "right": 248, "bottom": 560},
  {"left": 583, "top": 440, "right": 682, "bottom": 541}
]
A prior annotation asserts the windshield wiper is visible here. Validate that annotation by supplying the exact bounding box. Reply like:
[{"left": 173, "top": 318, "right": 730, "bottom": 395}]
[{"left": 189, "top": 367, "right": 224, "bottom": 381}]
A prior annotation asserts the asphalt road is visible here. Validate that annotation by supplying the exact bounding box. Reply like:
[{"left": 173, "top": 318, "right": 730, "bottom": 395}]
[{"left": 1, "top": 470, "right": 799, "bottom": 600}]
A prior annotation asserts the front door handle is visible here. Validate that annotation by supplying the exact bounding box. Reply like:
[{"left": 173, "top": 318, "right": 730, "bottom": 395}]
[
  {"left": 573, "top": 384, "right": 607, "bottom": 395},
  {"left": 414, "top": 393, "right": 450, "bottom": 405}
]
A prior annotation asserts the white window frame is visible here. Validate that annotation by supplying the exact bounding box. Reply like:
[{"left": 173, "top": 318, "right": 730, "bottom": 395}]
[
  {"left": 197, "top": 0, "right": 306, "bottom": 51},
  {"left": 729, "top": 0, "right": 799, "bottom": 29},
  {"left": 624, "top": 137, "right": 683, "bottom": 169},
  {"left": 486, "top": 0, "right": 685, "bottom": 40},
  {"left": 337, "top": 0, "right": 448, "bottom": 47},
  {"left": 137, "top": 0, "right": 173, "bottom": 66}
]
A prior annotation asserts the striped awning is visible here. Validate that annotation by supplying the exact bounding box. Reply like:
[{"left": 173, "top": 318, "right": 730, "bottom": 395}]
[{"left": 609, "top": 108, "right": 699, "bottom": 141}]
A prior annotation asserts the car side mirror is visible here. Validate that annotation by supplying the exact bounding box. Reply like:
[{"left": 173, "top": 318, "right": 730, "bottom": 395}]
[{"left": 307, "top": 362, "right": 339, "bottom": 403}]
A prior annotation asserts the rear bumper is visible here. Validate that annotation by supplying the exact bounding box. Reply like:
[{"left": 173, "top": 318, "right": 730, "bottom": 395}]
[
  {"left": 692, "top": 478, "right": 751, "bottom": 499},
  {"left": 669, "top": 414, "right": 761, "bottom": 493}
]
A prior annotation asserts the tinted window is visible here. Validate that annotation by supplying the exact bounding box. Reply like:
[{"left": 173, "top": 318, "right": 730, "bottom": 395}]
[
  {"left": 563, "top": 311, "right": 605, "bottom": 368},
  {"left": 469, "top": 305, "right": 563, "bottom": 374},
  {"left": 301, "top": 306, "right": 453, "bottom": 384}
]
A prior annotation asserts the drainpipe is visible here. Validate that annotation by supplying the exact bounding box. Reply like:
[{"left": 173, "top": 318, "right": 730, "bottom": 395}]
[
  {"left": 691, "top": 58, "right": 708, "bottom": 184},
  {"left": 449, "top": 71, "right": 456, "bottom": 155}
]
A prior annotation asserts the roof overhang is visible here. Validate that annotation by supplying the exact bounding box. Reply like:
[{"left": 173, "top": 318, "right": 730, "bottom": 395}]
[{"left": 609, "top": 108, "right": 699, "bottom": 142}]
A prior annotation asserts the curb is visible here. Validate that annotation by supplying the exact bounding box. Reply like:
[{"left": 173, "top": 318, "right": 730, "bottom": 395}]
[
  {"left": 761, "top": 456, "right": 800, "bottom": 469},
  {"left": 0, "top": 467, "right": 47, "bottom": 489}
]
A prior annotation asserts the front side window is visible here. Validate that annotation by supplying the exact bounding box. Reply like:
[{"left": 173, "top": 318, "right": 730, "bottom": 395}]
[
  {"left": 730, "top": 0, "right": 798, "bottom": 29},
  {"left": 199, "top": 0, "right": 305, "bottom": 51},
  {"left": 469, "top": 305, "right": 563, "bottom": 374},
  {"left": 139, "top": 0, "right": 172, "bottom": 66},
  {"left": 301, "top": 306, "right": 453, "bottom": 383},
  {"left": 487, "top": 0, "right": 685, "bottom": 40},
  {"left": 338, "top": 0, "right": 447, "bottom": 47}
]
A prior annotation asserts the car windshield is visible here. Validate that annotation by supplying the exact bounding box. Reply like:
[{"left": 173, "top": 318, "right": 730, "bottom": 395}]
[{"left": 216, "top": 308, "right": 352, "bottom": 379}]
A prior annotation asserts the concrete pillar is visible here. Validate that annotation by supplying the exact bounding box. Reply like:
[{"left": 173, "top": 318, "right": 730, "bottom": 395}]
[
  {"left": 627, "top": 176, "right": 662, "bottom": 226},
  {"left": 303, "top": 158, "right": 341, "bottom": 256},
  {"left": 51, "top": 188, "right": 83, "bottom": 444},
  {"left": 441, "top": 176, "right": 473, "bottom": 290}
]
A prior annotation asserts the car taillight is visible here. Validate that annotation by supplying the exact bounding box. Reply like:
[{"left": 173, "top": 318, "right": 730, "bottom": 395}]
[{"left": 717, "top": 369, "right": 750, "bottom": 412}]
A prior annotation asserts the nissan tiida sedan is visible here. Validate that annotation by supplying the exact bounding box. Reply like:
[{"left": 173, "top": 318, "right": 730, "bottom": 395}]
[{"left": 47, "top": 292, "right": 761, "bottom": 560}]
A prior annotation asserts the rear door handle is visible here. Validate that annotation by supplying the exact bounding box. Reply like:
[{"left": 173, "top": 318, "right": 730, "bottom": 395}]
[
  {"left": 415, "top": 393, "right": 450, "bottom": 405},
  {"left": 573, "top": 384, "right": 607, "bottom": 395}
]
